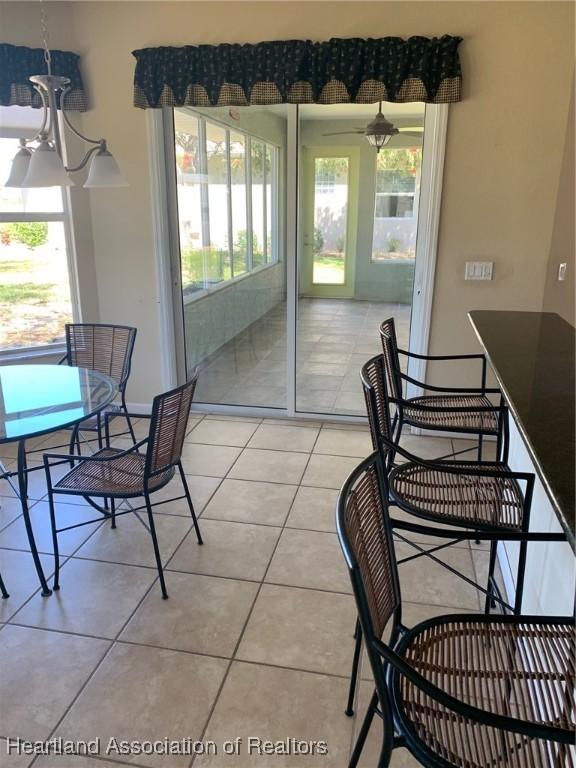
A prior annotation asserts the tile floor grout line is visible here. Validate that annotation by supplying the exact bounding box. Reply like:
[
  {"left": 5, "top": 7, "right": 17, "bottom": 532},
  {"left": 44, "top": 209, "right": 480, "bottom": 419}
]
[
  {"left": 188, "top": 428, "right": 324, "bottom": 767},
  {"left": 28, "top": 564, "right": 166, "bottom": 768}
]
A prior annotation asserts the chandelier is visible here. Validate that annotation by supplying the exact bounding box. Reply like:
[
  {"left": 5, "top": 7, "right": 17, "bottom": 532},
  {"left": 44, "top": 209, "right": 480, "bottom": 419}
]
[{"left": 4, "top": 5, "right": 127, "bottom": 189}]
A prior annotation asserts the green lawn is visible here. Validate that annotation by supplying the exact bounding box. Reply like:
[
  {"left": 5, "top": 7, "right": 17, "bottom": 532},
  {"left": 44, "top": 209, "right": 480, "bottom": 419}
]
[
  {"left": 313, "top": 252, "right": 345, "bottom": 285},
  {"left": 0, "top": 282, "right": 55, "bottom": 303}
]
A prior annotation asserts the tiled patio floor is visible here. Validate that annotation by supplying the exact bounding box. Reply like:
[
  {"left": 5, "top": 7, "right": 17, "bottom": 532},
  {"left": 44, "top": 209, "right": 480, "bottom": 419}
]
[
  {"left": 0, "top": 417, "right": 492, "bottom": 768},
  {"left": 194, "top": 299, "right": 410, "bottom": 415}
]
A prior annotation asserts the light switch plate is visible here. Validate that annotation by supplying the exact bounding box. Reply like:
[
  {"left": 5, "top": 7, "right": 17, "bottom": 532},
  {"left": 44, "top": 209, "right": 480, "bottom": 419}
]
[
  {"left": 465, "top": 261, "right": 493, "bottom": 280},
  {"left": 558, "top": 262, "right": 567, "bottom": 281}
]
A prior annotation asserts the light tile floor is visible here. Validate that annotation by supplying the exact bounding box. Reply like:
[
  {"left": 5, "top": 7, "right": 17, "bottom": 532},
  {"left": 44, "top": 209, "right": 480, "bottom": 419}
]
[
  {"left": 194, "top": 298, "right": 410, "bottom": 415},
  {"left": 0, "top": 418, "right": 492, "bottom": 768}
]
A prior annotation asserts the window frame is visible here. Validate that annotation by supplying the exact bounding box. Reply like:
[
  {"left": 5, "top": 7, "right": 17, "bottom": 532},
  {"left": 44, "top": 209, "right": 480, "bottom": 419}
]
[
  {"left": 173, "top": 109, "right": 281, "bottom": 301},
  {"left": 0, "top": 127, "right": 80, "bottom": 359}
]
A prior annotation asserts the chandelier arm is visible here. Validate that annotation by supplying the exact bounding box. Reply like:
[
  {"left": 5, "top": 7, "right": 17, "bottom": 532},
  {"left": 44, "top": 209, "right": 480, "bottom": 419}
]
[
  {"left": 60, "top": 86, "right": 104, "bottom": 146},
  {"left": 30, "top": 85, "right": 50, "bottom": 142},
  {"left": 65, "top": 144, "right": 102, "bottom": 174}
]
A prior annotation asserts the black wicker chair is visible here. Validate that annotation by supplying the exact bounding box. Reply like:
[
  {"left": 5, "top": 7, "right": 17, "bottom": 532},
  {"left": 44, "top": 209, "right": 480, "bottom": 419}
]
[
  {"left": 61, "top": 323, "right": 137, "bottom": 452},
  {"left": 337, "top": 452, "right": 575, "bottom": 768},
  {"left": 380, "top": 317, "right": 505, "bottom": 461},
  {"left": 343, "top": 354, "right": 567, "bottom": 720},
  {"left": 43, "top": 376, "right": 202, "bottom": 599}
]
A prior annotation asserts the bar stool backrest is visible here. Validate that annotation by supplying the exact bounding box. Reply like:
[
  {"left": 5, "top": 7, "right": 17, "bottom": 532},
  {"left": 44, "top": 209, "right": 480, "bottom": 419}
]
[
  {"left": 337, "top": 454, "right": 401, "bottom": 644},
  {"left": 379, "top": 318, "right": 403, "bottom": 401},
  {"left": 361, "top": 355, "right": 395, "bottom": 460},
  {"left": 145, "top": 374, "right": 198, "bottom": 478},
  {"left": 65, "top": 323, "right": 137, "bottom": 393}
]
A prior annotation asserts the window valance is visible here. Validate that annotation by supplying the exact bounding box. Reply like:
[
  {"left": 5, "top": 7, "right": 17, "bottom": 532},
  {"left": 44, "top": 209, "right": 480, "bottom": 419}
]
[
  {"left": 132, "top": 35, "right": 462, "bottom": 109},
  {"left": 0, "top": 43, "right": 87, "bottom": 110}
]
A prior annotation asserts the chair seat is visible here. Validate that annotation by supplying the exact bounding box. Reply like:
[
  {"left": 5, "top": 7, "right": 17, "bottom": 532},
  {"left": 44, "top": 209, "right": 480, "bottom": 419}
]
[
  {"left": 394, "top": 616, "right": 575, "bottom": 768},
  {"left": 404, "top": 394, "right": 499, "bottom": 433},
  {"left": 76, "top": 403, "right": 124, "bottom": 431},
  {"left": 389, "top": 461, "right": 524, "bottom": 530},
  {"left": 54, "top": 448, "right": 174, "bottom": 498}
]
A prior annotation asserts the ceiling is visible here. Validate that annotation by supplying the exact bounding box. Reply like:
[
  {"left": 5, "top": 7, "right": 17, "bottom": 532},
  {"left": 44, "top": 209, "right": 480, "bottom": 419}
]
[{"left": 298, "top": 102, "right": 425, "bottom": 121}]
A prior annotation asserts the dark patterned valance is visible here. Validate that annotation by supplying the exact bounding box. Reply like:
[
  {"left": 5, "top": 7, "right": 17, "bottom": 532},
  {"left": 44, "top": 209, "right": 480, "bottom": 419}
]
[
  {"left": 132, "top": 35, "right": 462, "bottom": 109},
  {"left": 0, "top": 43, "right": 87, "bottom": 110}
]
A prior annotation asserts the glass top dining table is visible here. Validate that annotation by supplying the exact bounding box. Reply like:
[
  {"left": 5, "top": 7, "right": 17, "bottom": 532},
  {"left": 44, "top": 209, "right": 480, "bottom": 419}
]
[{"left": 0, "top": 364, "right": 118, "bottom": 596}]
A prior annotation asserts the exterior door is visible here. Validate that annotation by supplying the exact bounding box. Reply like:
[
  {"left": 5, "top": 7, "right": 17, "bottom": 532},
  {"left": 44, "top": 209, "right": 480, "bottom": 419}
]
[{"left": 300, "top": 146, "right": 359, "bottom": 299}]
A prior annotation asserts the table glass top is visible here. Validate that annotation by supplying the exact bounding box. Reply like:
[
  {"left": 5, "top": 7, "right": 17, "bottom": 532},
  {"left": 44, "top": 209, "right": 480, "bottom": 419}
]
[{"left": 0, "top": 365, "right": 117, "bottom": 442}]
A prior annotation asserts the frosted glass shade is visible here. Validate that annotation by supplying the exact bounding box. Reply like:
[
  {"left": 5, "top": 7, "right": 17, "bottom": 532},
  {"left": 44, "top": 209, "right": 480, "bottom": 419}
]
[
  {"left": 22, "top": 140, "right": 73, "bottom": 187},
  {"left": 84, "top": 150, "right": 128, "bottom": 188},
  {"left": 4, "top": 146, "right": 32, "bottom": 187}
]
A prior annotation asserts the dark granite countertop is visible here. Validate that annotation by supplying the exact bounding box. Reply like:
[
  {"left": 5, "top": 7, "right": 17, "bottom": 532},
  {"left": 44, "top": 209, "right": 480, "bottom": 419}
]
[{"left": 469, "top": 311, "right": 575, "bottom": 547}]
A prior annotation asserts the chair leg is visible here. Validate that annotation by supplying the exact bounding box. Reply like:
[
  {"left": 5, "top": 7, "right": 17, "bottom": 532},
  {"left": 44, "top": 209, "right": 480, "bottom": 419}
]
[
  {"left": 349, "top": 690, "right": 379, "bottom": 768},
  {"left": 178, "top": 463, "right": 203, "bottom": 545},
  {"left": 484, "top": 539, "right": 498, "bottom": 614},
  {"left": 96, "top": 413, "right": 103, "bottom": 450},
  {"left": 346, "top": 618, "right": 363, "bottom": 716},
  {"left": 47, "top": 490, "right": 61, "bottom": 591},
  {"left": 110, "top": 498, "right": 116, "bottom": 529},
  {"left": 0, "top": 571, "right": 9, "bottom": 599},
  {"left": 477, "top": 433, "right": 484, "bottom": 461},
  {"left": 69, "top": 426, "right": 79, "bottom": 465},
  {"left": 144, "top": 493, "right": 168, "bottom": 599},
  {"left": 514, "top": 540, "right": 528, "bottom": 614},
  {"left": 122, "top": 398, "right": 138, "bottom": 445}
]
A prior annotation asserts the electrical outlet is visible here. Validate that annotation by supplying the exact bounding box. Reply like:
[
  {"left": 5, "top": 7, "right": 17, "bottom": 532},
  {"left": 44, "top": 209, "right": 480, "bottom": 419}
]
[
  {"left": 558, "top": 262, "right": 567, "bottom": 281},
  {"left": 465, "top": 261, "right": 493, "bottom": 281}
]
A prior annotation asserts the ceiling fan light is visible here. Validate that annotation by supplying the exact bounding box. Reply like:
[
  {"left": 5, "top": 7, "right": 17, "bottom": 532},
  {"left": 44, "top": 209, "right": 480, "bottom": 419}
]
[
  {"left": 4, "top": 145, "right": 32, "bottom": 187},
  {"left": 22, "top": 139, "right": 74, "bottom": 187},
  {"left": 84, "top": 148, "right": 128, "bottom": 188},
  {"left": 366, "top": 132, "right": 394, "bottom": 152}
]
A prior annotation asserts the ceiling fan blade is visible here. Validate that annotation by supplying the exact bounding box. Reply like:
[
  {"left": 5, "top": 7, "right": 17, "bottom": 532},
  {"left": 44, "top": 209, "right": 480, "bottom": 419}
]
[
  {"left": 398, "top": 127, "right": 424, "bottom": 133},
  {"left": 322, "top": 130, "right": 365, "bottom": 136}
]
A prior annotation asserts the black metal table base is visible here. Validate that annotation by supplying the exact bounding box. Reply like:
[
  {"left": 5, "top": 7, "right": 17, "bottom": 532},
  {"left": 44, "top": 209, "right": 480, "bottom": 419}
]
[{"left": 14, "top": 441, "right": 51, "bottom": 596}]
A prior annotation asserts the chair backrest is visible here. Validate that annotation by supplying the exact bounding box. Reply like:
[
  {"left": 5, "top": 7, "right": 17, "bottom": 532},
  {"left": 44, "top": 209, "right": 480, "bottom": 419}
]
[
  {"left": 65, "top": 324, "right": 137, "bottom": 392},
  {"left": 361, "top": 354, "right": 394, "bottom": 459},
  {"left": 379, "top": 318, "right": 403, "bottom": 401},
  {"left": 337, "top": 453, "right": 401, "bottom": 644},
  {"left": 145, "top": 374, "right": 198, "bottom": 477}
]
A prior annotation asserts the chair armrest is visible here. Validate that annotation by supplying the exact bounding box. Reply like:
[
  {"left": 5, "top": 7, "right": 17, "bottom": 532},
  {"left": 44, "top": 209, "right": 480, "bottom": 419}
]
[
  {"left": 398, "top": 373, "right": 498, "bottom": 395},
  {"left": 398, "top": 348, "right": 485, "bottom": 362},
  {"left": 397, "top": 349, "right": 488, "bottom": 392},
  {"left": 371, "top": 635, "right": 572, "bottom": 743},
  {"left": 383, "top": 437, "right": 532, "bottom": 483}
]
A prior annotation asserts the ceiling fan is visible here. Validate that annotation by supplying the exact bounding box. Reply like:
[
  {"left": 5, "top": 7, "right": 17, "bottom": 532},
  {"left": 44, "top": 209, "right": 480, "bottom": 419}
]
[{"left": 323, "top": 101, "right": 423, "bottom": 152}]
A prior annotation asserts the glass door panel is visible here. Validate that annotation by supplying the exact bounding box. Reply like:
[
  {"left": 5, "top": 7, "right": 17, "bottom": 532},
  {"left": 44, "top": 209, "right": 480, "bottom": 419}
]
[
  {"left": 296, "top": 103, "right": 425, "bottom": 416},
  {"left": 173, "top": 105, "right": 288, "bottom": 409}
]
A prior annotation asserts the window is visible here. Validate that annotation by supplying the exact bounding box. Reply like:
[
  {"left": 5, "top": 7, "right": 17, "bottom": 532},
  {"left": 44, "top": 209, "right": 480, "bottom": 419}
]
[
  {"left": 174, "top": 110, "right": 279, "bottom": 296},
  {"left": 0, "top": 115, "right": 75, "bottom": 353},
  {"left": 371, "top": 147, "right": 422, "bottom": 262}
]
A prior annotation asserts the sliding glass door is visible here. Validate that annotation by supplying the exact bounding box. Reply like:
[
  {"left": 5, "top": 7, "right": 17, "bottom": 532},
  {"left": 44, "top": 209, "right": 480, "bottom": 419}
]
[{"left": 164, "top": 101, "right": 434, "bottom": 418}]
